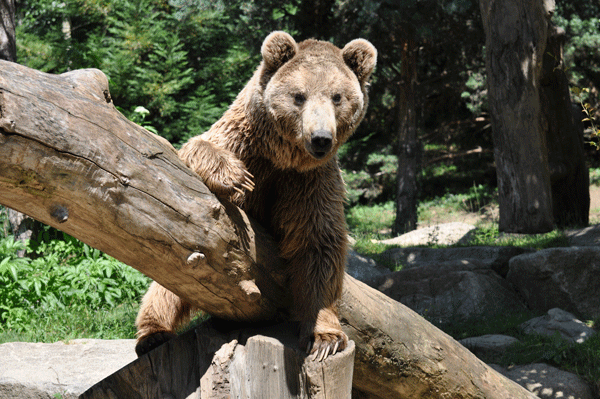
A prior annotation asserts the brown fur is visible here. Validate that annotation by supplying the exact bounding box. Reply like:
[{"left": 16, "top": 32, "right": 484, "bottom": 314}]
[{"left": 135, "top": 31, "right": 377, "bottom": 359}]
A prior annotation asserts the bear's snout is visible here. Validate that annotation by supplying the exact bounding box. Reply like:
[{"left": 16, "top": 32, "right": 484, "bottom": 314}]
[{"left": 307, "top": 129, "right": 333, "bottom": 159}]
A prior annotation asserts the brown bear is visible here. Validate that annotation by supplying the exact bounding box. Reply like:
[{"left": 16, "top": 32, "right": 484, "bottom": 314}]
[{"left": 135, "top": 31, "right": 377, "bottom": 361}]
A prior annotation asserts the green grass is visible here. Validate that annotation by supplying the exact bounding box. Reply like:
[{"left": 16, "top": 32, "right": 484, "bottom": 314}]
[
  {"left": 418, "top": 183, "right": 497, "bottom": 216},
  {"left": 0, "top": 303, "right": 139, "bottom": 344},
  {"left": 499, "top": 332, "right": 600, "bottom": 384},
  {"left": 346, "top": 201, "right": 395, "bottom": 236},
  {"left": 442, "top": 312, "right": 538, "bottom": 341},
  {"left": 464, "top": 225, "right": 570, "bottom": 249}
]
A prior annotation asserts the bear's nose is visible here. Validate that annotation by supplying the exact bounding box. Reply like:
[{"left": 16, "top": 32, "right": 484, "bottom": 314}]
[{"left": 310, "top": 130, "right": 333, "bottom": 158}]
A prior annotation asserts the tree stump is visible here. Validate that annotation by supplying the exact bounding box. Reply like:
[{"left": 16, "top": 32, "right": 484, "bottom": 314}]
[{"left": 79, "top": 321, "right": 355, "bottom": 399}]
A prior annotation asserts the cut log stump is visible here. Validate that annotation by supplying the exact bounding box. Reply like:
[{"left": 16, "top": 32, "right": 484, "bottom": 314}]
[{"left": 79, "top": 321, "right": 355, "bottom": 399}]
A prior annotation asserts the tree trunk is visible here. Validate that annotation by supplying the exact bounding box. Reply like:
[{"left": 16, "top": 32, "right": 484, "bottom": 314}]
[
  {"left": 393, "top": 26, "right": 420, "bottom": 236},
  {"left": 0, "top": 59, "right": 539, "bottom": 399},
  {"left": 540, "top": 25, "right": 590, "bottom": 227},
  {"left": 0, "top": 0, "right": 16, "bottom": 62},
  {"left": 1, "top": 0, "right": 44, "bottom": 253},
  {"left": 479, "top": 0, "right": 555, "bottom": 233}
]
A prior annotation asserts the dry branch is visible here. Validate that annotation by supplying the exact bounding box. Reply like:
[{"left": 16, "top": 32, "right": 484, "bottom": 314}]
[{"left": 0, "top": 60, "right": 537, "bottom": 398}]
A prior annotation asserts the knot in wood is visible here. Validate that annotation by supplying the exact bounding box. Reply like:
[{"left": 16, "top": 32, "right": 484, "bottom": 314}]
[
  {"left": 211, "top": 202, "right": 222, "bottom": 219},
  {"left": 103, "top": 89, "right": 112, "bottom": 103},
  {"left": 238, "top": 279, "right": 261, "bottom": 302},
  {"left": 49, "top": 204, "right": 69, "bottom": 223},
  {"left": 0, "top": 118, "right": 16, "bottom": 133},
  {"left": 187, "top": 251, "right": 206, "bottom": 267}
]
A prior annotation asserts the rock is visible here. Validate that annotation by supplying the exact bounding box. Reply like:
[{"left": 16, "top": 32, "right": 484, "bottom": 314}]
[
  {"left": 459, "top": 334, "right": 520, "bottom": 359},
  {"left": 520, "top": 308, "right": 596, "bottom": 343},
  {"left": 373, "top": 259, "right": 527, "bottom": 325},
  {"left": 346, "top": 250, "right": 390, "bottom": 285},
  {"left": 507, "top": 247, "right": 600, "bottom": 319},
  {"left": 565, "top": 224, "right": 600, "bottom": 246},
  {"left": 375, "top": 222, "right": 476, "bottom": 247},
  {"left": 492, "top": 363, "right": 595, "bottom": 399},
  {"left": 0, "top": 339, "right": 136, "bottom": 399},
  {"left": 380, "top": 245, "right": 531, "bottom": 277}
]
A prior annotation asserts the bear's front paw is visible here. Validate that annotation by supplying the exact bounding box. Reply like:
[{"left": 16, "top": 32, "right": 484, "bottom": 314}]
[
  {"left": 135, "top": 331, "right": 177, "bottom": 357},
  {"left": 204, "top": 154, "right": 254, "bottom": 204},
  {"left": 307, "top": 329, "right": 348, "bottom": 362},
  {"left": 300, "top": 310, "right": 348, "bottom": 361}
]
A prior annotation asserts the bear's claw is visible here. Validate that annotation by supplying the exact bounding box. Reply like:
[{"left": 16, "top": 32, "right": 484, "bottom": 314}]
[
  {"left": 306, "top": 330, "right": 348, "bottom": 361},
  {"left": 205, "top": 157, "right": 254, "bottom": 204}
]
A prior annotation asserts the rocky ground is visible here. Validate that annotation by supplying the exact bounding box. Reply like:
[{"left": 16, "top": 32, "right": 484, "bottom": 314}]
[{"left": 346, "top": 221, "right": 600, "bottom": 399}]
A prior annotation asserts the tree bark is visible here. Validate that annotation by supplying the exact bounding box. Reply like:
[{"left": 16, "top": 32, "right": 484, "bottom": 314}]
[
  {"left": 0, "top": 60, "right": 538, "bottom": 399},
  {"left": 479, "top": 0, "right": 555, "bottom": 233},
  {"left": 1, "top": 0, "right": 42, "bottom": 253},
  {"left": 0, "top": 0, "right": 16, "bottom": 62},
  {"left": 540, "top": 25, "right": 589, "bottom": 227},
  {"left": 393, "top": 26, "right": 420, "bottom": 236}
]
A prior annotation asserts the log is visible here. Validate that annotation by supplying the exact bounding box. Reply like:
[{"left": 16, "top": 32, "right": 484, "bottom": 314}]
[
  {"left": 80, "top": 320, "right": 355, "bottom": 399},
  {"left": 0, "top": 60, "right": 538, "bottom": 398}
]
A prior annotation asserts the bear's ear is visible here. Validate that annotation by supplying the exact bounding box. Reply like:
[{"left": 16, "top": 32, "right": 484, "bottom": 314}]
[
  {"left": 261, "top": 31, "right": 298, "bottom": 72},
  {"left": 342, "top": 39, "right": 377, "bottom": 84}
]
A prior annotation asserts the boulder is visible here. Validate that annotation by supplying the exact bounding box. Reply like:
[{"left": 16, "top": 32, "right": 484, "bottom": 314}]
[
  {"left": 0, "top": 339, "right": 136, "bottom": 399},
  {"left": 380, "top": 245, "right": 531, "bottom": 277},
  {"left": 375, "top": 222, "right": 476, "bottom": 247},
  {"left": 507, "top": 247, "right": 600, "bottom": 319},
  {"left": 519, "top": 308, "right": 596, "bottom": 343},
  {"left": 346, "top": 250, "right": 391, "bottom": 285},
  {"left": 373, "top": 259, "right": 527, "bottom": 325},
  {"left": 492, "top": 363, "right": 595, "bottom": 399},
  {"left": 565, "top": 224, "right": 600, "bottom": 246},
  {"left": 459, "top": 334, "right": 520, "bottom": 360}
]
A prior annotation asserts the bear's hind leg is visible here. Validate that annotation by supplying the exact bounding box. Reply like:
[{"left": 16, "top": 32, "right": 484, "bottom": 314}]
[{"left": 135, "top": 281, "right": 196, "bottom": 357}]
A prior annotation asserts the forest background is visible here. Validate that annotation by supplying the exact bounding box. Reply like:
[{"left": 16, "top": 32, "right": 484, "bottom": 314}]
[
  {"left": 1, "top": 0, "right": 600, "bottom": 367},
  {"left": 9, "top": 0, "right": 600, "bottom": 220}
]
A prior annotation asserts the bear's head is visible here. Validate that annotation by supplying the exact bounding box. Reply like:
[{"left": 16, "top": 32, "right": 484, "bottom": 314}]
[{"left": 258, "top": 31, "right": 377, "bottom": 171}]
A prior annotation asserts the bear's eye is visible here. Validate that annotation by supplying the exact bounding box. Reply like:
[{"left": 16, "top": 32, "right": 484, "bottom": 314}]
[
  {"left": 293, "top": 93, "right": 306, "bottom": 106},
  {"left": 332, "top": 93, "right": 342, "bottom": 105}
]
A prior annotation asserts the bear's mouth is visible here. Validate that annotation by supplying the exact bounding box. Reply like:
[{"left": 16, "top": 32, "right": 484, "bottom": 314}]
[
  {"left": 305, "top": 130, "right": 333, "bottom": 160},
  {"left": 305, "top": 142, "right": 330, "bottom": 160}
]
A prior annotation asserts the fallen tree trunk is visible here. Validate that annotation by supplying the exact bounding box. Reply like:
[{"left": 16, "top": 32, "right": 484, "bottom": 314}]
[{"left": 0, "top": 60, "right": 537, "bottom": 398}]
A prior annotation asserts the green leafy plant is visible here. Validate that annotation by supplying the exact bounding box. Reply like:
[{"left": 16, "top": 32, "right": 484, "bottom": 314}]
[
  {"left": 572, "top": 86, "right": 600, "bottom": 149},
  {"left": 0, "top": 232, "right": 150, "bottom": 339}
]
